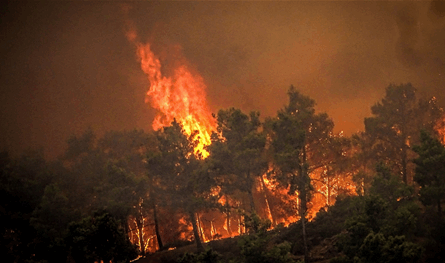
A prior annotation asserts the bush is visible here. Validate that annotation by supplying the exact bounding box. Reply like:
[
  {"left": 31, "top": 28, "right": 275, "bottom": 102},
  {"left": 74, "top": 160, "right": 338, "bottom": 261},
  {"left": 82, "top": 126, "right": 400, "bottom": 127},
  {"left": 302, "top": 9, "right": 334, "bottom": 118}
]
[
  {"left": 359, "top": 232, "right": 422, "bottom": 263},
  {"left": 235, "top": 213, "right": 296, "bottom": 263},
  {"left": 334, "top": 232, "right": 422, "bottom": 263},
  {"left": 177, "top": 248, "right": 221, "bottom": 263},
  {"left": 66, "top": 212, "right": 138, "bottom": 263}
]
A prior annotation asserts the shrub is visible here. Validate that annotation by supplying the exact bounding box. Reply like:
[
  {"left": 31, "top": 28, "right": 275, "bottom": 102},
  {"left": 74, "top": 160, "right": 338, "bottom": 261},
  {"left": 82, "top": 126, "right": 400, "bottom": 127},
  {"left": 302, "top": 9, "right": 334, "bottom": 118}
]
[{"left": 177, "top": 248, "right": 221, "bottom": 263}]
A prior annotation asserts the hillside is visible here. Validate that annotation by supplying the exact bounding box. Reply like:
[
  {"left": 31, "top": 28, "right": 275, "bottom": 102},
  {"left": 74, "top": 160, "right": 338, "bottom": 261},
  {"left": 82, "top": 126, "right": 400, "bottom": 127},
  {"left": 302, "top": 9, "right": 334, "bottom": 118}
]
[{"left": 133, "top": 215, "right": 340, "bottom": 263}]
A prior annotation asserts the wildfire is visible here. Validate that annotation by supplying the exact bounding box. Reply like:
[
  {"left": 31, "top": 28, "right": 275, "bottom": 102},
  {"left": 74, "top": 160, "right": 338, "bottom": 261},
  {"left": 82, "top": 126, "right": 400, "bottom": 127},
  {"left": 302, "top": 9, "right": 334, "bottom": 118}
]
[{"left": 122, "top": 11, "right": 358, "bottom": 253}]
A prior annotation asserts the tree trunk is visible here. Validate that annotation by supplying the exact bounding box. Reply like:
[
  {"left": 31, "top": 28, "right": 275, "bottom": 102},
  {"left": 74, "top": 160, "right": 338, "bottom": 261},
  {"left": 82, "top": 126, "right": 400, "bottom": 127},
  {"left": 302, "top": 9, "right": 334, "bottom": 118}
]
[
  {"left": 300, "top": 180, "right": 309, "bottom": 263},
  {"left": 136, "top": 214, "right": 145, "bottom": 256},
  {"left": 152, "top": 201, "right": 163, "bottom": 250},
  {"left": 402, "top": 146, "right": 408, "bottom": 184},
  {"left": 248, "top": 188, "right": 256, "bottom": 213},
  {"left": 189, "top": 211, "right": 204, "bottom": 252},
  {"left": 225, "top": 195, "right": 233, "bottom": 237},
  {"left": 327, "top": 170, "right": 331, "bottom": 207},
  {"left": 301, "top": 146, "right": 309, "bottom": 263},
  {"left": 197, "top": 213, "right": 205, "bottom": 241},
  {"left": 260, "top": 176, "right": 276, "bottom": 225},
  {"left": 438, "top": 197, "right": 442, "bottom": 218}
]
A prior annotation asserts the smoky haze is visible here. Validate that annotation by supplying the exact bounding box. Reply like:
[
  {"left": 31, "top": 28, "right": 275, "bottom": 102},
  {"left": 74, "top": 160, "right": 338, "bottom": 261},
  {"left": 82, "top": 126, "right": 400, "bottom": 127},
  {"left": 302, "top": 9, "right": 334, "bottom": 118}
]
[{"left": 1, "top": 1, "right": 444, "bottom": 159}]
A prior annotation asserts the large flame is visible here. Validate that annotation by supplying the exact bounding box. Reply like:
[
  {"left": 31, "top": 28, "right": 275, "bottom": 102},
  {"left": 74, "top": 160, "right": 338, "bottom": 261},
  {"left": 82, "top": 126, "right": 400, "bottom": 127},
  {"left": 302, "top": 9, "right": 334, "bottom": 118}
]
[
  {"left": 124, "top": 16, "right": 215, "bottom": 157},
  {"left": 136, "top": 44, "right": 215, "bottom": 157}
]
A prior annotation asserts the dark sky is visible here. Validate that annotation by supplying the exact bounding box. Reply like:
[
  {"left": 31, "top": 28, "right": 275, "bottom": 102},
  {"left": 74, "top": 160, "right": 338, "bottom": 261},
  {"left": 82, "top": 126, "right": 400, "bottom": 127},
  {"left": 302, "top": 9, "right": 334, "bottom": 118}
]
[{"left": 1, "top": 1, "right": 445, "bottom": 159}]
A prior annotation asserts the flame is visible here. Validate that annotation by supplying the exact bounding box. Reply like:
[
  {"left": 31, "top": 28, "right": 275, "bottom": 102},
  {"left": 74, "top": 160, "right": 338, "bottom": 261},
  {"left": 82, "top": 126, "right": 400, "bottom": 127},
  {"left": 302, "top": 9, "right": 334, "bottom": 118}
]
[
  {"left": 124, "top": 18, "right": 215, "bottom": 157},
  {"left": 136, "top": 44, "right": 215, "bottom": 157}
]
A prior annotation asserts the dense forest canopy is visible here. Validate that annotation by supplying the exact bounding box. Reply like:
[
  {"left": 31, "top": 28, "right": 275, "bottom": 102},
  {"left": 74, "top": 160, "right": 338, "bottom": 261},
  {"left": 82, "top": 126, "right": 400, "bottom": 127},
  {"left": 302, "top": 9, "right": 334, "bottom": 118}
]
[{"left": 2, "top": 84, "right": 445, "bottom": 263}]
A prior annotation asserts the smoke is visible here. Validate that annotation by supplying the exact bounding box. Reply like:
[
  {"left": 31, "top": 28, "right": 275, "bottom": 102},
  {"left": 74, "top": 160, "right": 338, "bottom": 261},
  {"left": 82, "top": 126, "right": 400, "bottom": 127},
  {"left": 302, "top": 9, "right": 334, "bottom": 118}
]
[
  {"left": 1, "top": 1, "right": 445, "bottom": 158},
  {"left": 395, "top": 4, "right": 422, "bottom": 67},
  {"left": 429, "top": 0, "right": 445, "bottom": 18}
]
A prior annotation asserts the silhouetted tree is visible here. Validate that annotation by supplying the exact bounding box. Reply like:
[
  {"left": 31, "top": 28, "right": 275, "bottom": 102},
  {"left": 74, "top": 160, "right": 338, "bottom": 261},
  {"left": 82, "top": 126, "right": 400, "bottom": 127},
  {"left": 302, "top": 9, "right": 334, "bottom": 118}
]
[
  {"left": 268, "top": 85, "right": 334, "bottom": 263},
  {"left": 149, "top": 120, "right": 214, "bottom": 251},
  {"left": 60, "top": 129, "right": 155, "bottom": 255},
  {"left": 66, "top": 212, "right": 138, "bottom": 263},
  {"left": 210, "top": 108, "right": 267, "bottom": 213},
  {"left": 0, "top": 150, "right": 55, "bottom": 262},
  {"left": 364, "top": 83, "right": 443, "bottom": 184},
  {"left": 413, "top": 131, "right": 445, "bottom": 217}
]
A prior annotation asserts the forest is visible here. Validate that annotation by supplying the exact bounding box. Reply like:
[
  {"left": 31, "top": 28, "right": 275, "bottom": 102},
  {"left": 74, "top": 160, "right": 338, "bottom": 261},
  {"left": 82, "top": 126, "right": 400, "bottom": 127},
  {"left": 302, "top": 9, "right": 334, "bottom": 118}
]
[{"left": 2, "top": 83, "right": 445, "bottom": 263}]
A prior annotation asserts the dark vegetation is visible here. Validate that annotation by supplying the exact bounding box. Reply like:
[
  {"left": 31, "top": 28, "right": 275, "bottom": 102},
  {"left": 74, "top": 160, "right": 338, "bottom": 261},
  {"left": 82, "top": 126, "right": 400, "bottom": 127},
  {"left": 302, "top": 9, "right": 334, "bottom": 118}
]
[{"left": 1, "top": 83, "right": 445, "bottom": 262}]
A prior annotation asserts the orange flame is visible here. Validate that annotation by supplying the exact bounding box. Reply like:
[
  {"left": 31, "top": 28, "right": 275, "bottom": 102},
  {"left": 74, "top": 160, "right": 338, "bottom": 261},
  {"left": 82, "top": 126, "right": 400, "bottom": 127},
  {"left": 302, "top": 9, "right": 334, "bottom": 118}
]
[
  {"left": 136, "top": 44, "right": 215, "bottom": 157},
  {"left": 125, "top": 19, "right": 215, "bottom": 157}
]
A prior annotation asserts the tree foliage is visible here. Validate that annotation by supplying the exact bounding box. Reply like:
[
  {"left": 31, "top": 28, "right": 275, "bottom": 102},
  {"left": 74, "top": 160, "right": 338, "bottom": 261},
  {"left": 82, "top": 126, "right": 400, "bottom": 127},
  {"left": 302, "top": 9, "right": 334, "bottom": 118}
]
[
  {"left": 413, "top": 130, "right": 445, "bottom": 216},
  {"left": 364, "top": 83, "right": 442, "bottom": 184},
  {"left": 208, "top": 108, "right": 267, "bottom": 212},
  {"left": 66, "top": 212, "right": 138, "bottom": 263},
  {"left": 267, "top": 85, "right": 335, "bottom": 263}
]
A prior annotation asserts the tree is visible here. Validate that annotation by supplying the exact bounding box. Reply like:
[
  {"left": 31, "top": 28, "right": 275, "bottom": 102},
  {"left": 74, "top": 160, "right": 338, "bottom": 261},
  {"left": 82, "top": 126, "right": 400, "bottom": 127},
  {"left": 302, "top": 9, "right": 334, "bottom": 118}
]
[
  {"left": 364, "top": 83, "right": 442, "bottom": 184},
  {"left": 98, "top": 130, "right": 157, "bottom": 254},
  {"left": 0, "top": 150, "right": 54, "bottom": 262},
  {"left": 205, "top": 108, "right": 267, "bottom": 237},
  {"left": 333, "top": 164, "right": 422, "bottom": 263},
  {"left": 30, "top": 183, "right": 77, "bottom": 262},
  {"left": 66, "top": 212, "right": 138, "bottom": 263},
  {"left": 148, "top": 120, "right": 214, "bottom": 251},
  {"left": 350, "top": 132, "right": 377, "bottom": 196},
  {"left": 210, "top": 108, "right": 267, "bottom": 213},
  {"left": 237, "top": 213, "right": 295, "bottom": 263},
  {"left": 206, "top": 133, "right": 239, "bottom": 237},
  {"left": 358, "top": 232, "right": 422, "bottom": 263},
  {"left": 60, "top": 129, "right": 157, "bottom": 255},
  {"left": 310, "top": 133, "right": 353, "bottom": 208},
  {"left": 268, "top": 85, "right": 334, "bottom": 263},
  {"left": 413, "top": 130, "right": 445, "bottom": 217}
]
